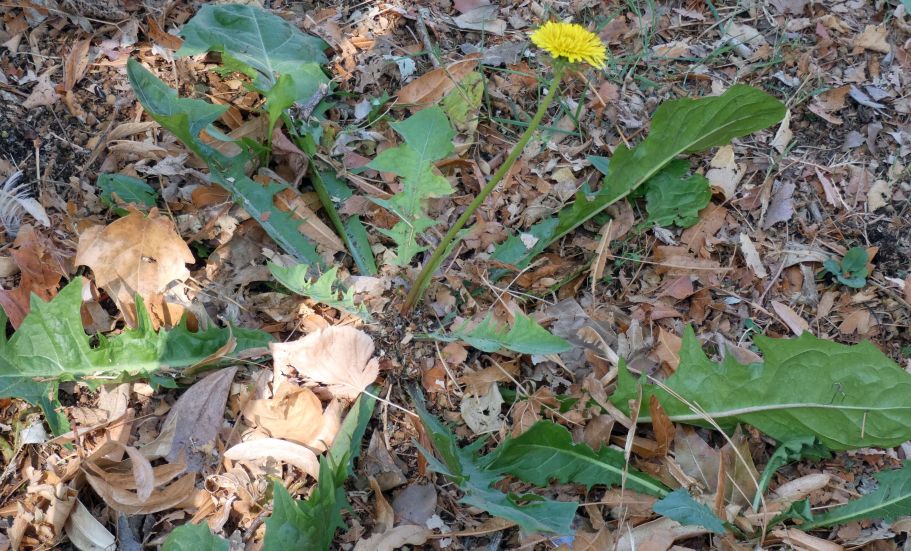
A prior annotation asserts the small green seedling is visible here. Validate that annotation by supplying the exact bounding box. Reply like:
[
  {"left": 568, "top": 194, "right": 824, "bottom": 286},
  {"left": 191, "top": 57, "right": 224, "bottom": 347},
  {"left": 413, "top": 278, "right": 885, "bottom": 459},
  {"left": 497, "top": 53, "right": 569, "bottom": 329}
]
[{"left": 823, "top": 246, "right": 869, "bottom": 288}]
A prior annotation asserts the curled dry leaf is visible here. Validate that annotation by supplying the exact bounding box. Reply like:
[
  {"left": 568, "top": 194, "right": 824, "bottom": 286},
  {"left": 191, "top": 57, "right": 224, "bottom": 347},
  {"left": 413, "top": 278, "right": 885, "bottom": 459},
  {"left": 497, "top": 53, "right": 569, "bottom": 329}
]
[
  {"left": 242, "top": 382, "right": 342, "bottom": 451},
  {"left": 224, "top": 437, "right": 320, "bottom": 479},
  {"left": 396, "top": 54, "right": 480, "bottom": 108},
  {"left": 74, "top": 208, "right": 194, "bottom": 327},
  {"left": 271, "top": 326, "right": 379, "bottom": 401},
  {"left": 0, "top": 225, "right": 67, "bottom": 328},
  {"left": 64, "top": 500, "right": 116, "bottom": 551}
]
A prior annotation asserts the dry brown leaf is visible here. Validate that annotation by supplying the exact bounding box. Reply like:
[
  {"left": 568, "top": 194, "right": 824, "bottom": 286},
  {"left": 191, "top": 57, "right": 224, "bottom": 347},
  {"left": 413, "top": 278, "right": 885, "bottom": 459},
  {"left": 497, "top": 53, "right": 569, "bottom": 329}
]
[
  {"left": 141, "top": 367, "right": 237, "bottom": 471},
  {"left": 353, "top": 525, "right": 430, "bottom": 551},
  {"left": 771, "top": 301, "right": 810, "bottom": 336},
  {"left": 738, "top": 233, "right": 767, "bottom": 279},
  {"left": 84, "top": 471, "right": 196, "bottom": 515},
  {"left": 396, "top": 54, "right": 480, "bottom": 108},
  {"left": 0, "top": 225, "right": 67, "bottom": 328},
  {"left": 460, "top": 362, "right": 518, "bottom": 395},
  {"left": 64, "top": 500, "right": 116, "bottom": 551},
  {"left": 74, "top": 208, "right": 194, "bottom": 327},
  {"left": 271, "top": 326, "right": 378, "bottom": 401},
  {"left": 224, "top": 438, "right": 320, "bottom": 478},
  {"left": 615, "top": 517, "right": 708, "bottom": 551},
  {"left": 274, "top": 185, "right": 345, "bottom": 253},
  {"left": 705, "top": 145, "right": 743, "bottom": 199},
  {"left": 652, "top": 327, "right": 682, "bottom": 371},
  {"left": 242, "top": 383, "right": 339, "bottom": 449},
  {"left": 62, "top": 37, "right": 91, "bottom": 92},
  {"left": 772, "top": 528, "right": 844, "bottom": 551},
  {"left": 853, "top": 24, "right": 890, "bottom": 53},
  {"left": 649, "top": 395, "right": 675, "bottom": 458},
  {"left": 146, "top": 16, "right": 183, "bottom": 50}
]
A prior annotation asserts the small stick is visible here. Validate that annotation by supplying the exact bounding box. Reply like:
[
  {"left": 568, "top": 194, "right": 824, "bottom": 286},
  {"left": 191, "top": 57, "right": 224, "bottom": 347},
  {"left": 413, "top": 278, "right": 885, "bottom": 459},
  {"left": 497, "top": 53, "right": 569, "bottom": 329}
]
[{"left": 416, "top": 8, "right": 441, "bottom": 68}]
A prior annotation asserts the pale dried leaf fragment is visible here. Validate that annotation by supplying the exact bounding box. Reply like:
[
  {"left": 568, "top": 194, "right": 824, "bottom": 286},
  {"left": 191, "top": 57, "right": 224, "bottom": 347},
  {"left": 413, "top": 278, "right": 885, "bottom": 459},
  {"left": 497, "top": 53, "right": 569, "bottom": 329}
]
[
  {"left": 74, "top": 208, "right": 194, "bottom": 327},
  {"left": 64, "top": 500, "right": 116, "bottom": 551},
  {"left": 771, "top": 109, "right": 792, "bottom": 153},
  {"left": 271, "top": 326, "right": 379, "bottom": 400},
  {"left": 739, "top": 233, "right": 768, "bottom": 278},
  {"left": 353, "top": 525, "right": 431, "bottom": 551},
  {"left": 867, "top": 180, "right": 891, "bottom": 211},
  {"left": 772, "top": 528, "right": 844, "bottom": 551},
  {"left": 23, "top": 68, "right": 60, "bottom": 109},
  {"left": 224, "top": 438, "right": 320, "bottom": 478},
  {"left": 705, "top": 145, "right": 743, "bottom": 199},
  {"left": 771, "top": 301, "right": 810, "bottom": 336},
  {"left": 243, "top": 383, "right": 340, "bottom": 450}
]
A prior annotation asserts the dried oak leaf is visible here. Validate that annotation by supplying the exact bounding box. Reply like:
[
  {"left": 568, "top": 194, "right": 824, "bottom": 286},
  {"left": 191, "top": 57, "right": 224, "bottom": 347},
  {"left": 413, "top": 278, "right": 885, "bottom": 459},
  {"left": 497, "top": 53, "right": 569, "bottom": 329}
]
[
  {"left": 242, "top": 382, "right": 341, "bottom": 451},
  {"left": 74, "top": 208, "right": 193, "bottom": 327},
  {"left": 271, "top": 326, "right": 378, "bottom": 401}
]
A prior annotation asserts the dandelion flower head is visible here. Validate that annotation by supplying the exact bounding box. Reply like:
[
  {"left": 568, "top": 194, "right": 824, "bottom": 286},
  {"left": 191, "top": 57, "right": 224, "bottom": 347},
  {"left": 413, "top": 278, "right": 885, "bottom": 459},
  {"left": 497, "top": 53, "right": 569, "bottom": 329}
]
[{"left": 530, "top": 21, "right": 607, "bottom": 69}]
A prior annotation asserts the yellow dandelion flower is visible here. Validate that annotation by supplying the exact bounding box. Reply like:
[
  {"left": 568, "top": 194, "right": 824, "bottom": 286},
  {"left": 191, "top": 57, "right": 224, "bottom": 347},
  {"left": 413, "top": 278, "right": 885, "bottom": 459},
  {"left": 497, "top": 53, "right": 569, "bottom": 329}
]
[{"left": 530, "top": 21, "right": 607, "bottom": 69}]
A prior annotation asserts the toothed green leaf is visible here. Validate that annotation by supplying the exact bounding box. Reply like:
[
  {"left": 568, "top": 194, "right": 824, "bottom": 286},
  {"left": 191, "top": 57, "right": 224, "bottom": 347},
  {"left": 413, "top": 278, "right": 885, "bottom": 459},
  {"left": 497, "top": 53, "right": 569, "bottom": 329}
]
[
  {"left": 268, "top": 263, "right": 369, "bottom": 319},
  {"left": 429, "top": 311, "right": 570, "bottom": 355},
  {"left": 802, "top": 461, "right": 911, "bottom": 529},
  {"left": 162, "top": 523, "right": 229, "bottom": 551},
  {"left": 0, "top": 278, "right": 272, "bottom": 434},
  {"left": 612, "top": 326, "right": 911, "bottom": 450},
  {"left": 368, "top": 107, "right": 455, "bottom": 265},
  {"left": 653, "top": 490, "right": 727, "bottom": 534},
  {"left": 644, "top": 160, "right": 711, "bottom": 228}
]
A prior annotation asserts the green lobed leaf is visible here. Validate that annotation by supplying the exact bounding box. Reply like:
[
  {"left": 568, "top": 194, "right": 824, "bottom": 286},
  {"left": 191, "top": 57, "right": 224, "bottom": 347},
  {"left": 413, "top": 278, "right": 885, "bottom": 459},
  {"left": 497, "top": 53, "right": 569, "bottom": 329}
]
[
  {"left": 0, "top": 278, "right": 272, "bottom": 434},
  {"left": 652, "top": 489, "right": 727, "bottom": 533},
  {"left": 368, "top": 107, "right": 455, "bottom": 265},
  {"left": 754, "top": 437, "right": 830, "bottom": 511},
  {"left": 126, "top": 59, "right": 324, "bottom": 266},
  {"left": 263, "top": 391, "right": 376, "bottom": 550},
  {"left": 644, "top": 160, "right": 711, "bottom": 228},
  {"left": 98, "top": 173, "right": 157, "bottom": 215},
  {"left": 410, "top": 388, "right": 576, "bottom": 535},
  {"left": 429, "top": 312, "right": 571, "bottom": 355},
  {"left": 612, "top": 326, "right": 911, "bottom": 450},
  {"left": 268, "top": 262, "right": 369, "bottom": 319},
  {"left": 802, "top": 461, "right": 911, "bottom": 529},
  {"left": 485, "top": 421, "right": 669, "bottom": 497},
  {"left": 162, "top": 523, "right": 229, "bottom": 551},
  {"left": 491, "top": 85, "right": 785, "bottom": 273},
  {"left": 176, "top": 4, "right": 327, "bottom": 90}
]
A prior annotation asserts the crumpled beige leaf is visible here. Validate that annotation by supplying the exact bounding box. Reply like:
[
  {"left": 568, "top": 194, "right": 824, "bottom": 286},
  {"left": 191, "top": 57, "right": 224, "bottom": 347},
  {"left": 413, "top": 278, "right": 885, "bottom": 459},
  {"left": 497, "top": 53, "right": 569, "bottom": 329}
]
[
  {"left": 353, "top": 525, "right": 430, "bottom": 551},
  {"left": 224, "top": 438, "right": 320, "bottom": 479},
  {"left": 271, "top": 326, "right": 379, "bottom": 401},
  {"left": 242, "top": 382, "right": 341, "bottom": 450},
  {"left": 74, "top": 207, "right": 194, "bottom": 327},
  {"left": 23, "top": 68, "right": 60, "bottom": 109}
]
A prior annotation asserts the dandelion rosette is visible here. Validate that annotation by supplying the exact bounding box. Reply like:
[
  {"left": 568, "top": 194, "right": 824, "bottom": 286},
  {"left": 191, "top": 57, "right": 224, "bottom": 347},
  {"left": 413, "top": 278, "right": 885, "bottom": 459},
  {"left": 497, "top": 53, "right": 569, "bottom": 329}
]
[{"left": 530, "top": 21, "right": 607, "bottom": 69}]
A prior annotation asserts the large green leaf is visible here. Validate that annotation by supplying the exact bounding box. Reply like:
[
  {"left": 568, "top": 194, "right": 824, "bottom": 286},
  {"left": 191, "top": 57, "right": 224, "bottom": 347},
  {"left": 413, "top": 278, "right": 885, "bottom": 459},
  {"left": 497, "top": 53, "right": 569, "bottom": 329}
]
[
  {"left": 176, "top": 4, "right": 327, "bottom": 89},
  {"left": 652, "top": 489, "right": 727, "bottom": 534},
  {"left": 162, "top": 523, "right": 229, "bottom": 551},
  {"left": 612, "top": 326, "right": 911, "bottom": 450},
  {"left": 429, "top": 312, "right": 571, "bottom": 355},
  {"left": 485, "top": 421, "right": 669, "bottom": 497},
  {"left": 368, "top": 107, "right": 455, "bottom": 265},
  {"left": 491, "top": 85, "right": 785, "bottom": 273},
  {"left": 0, "top": 278, "right": 272, "bottom": 434},
  {"left": 263, "top": 63, "right": 329, "bottom": 139},
  {"left": 802, "top": 462, "right": 911, "bottom": 529},
  {"left": 126, "top": 59, "right": 324, "bottom": 266},
  {"left": 263, "top": 391, "right": 376, "bottom": 550},
  {"left": 410, "top": 389, "right": 576, "bottom": 535}
]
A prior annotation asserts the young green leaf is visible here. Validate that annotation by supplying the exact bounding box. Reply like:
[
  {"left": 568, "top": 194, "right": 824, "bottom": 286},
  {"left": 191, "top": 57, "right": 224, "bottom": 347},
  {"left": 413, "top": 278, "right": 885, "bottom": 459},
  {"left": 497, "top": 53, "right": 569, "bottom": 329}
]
[
  {"left": 176, "top": 4, "right": 327, "bottom": 90},
  {"left": 263, "top": 63, "right": 329, "bottom": 140},
  {"left": 612, "top": 326, "right": 911, "bottom": 450},
  {"left": 485, "top": 421, "right": 669, "bottom": 497},
  {"left": 824, "top": 246, "right": 869, "bottom": 288},
  {"left": 162, "top": 523, "right": 229, "bottom": 551},
  {"left": 410, "top": 388, "right": 576, "bottom": 535},
  {"left": 98, "top": 173, "right": 157, "bottom": 215},
  {"left": 268, "top": 262, "right": 369, "bottom": 319},
  {"left": 644, "top": 160, "right": 711, "bottom": 228},
  {"left": 310, "top": 170, "right": 377, "bottom": 276},
  {"left": 126, "top": 59, "right": 324, "bottom": 266},
  {"left": 652, "top": 489, "right": 727, "bottom": 534},
  {"left": 263, "top": 391, "right": 376, "bottom": 550},
  {"left": 754, "top": 437, "right": 830, "bottom": 511},
  {"left": 491, "top": 85, "right": 785, "bottom": 273},
  {"left": 0, "top": 278, "right": 272, "bottom": 434},
  {"left": 368, "top": 107, "right": 455, "bottom": 265},
  {"left": 802, "top": 462, "right": 911, "bottom": 529},
  {"left": 429, "top": 312, "right": 571, "bottom": 355}
]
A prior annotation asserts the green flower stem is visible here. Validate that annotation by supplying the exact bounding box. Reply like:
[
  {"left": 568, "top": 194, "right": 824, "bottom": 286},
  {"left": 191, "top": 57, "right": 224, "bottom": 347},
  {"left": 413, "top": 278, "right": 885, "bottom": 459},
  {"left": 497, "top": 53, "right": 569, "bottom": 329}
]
[{"left": 402, "top": 62, "right": 567, "bottom": 313}]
